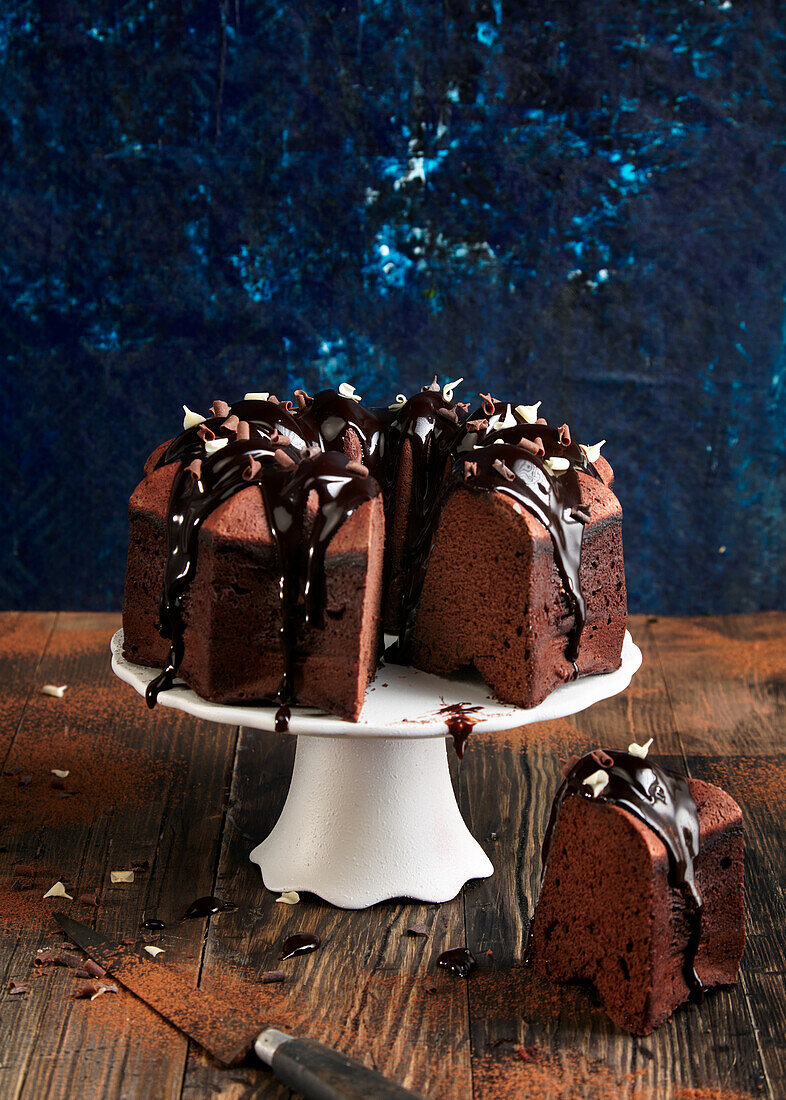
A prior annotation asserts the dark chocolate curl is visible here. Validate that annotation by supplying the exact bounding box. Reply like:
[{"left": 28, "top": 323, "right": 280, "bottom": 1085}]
[
  {"left": 235, "top": 420, "right": 250, "bottom": 441},
  {"left": 187, "top": 459, "right": 202, "bottom": 480},
  {"left": 479, "top": 392, "right": 496, "bottom": 416},
  {"left": 590, "top": 748, "right": 615, "bottom": 769},
  {"left": 197, "top": 424, "right": 215, "bottom": 442},
  {"left": 536, "top": 417, "right": 548, "bottom": 426},
  {"left": 242, "top": 456, "right": 262, "bottom": 481},
  {"left": 467, "top": 419, "right": 489, "bottom": 433},
  {"left": 560, "top": 754, "right": 583, "bottom": 778},
  {"left": 346, "top": 460, "right": 370, "bottom": 477},
  {"left": 558, "top": 423, "right": 572, "bottom": 446},
  {"left": 517, "top": 438, "right": 541, "bottom": 457},
  {"left": 210, "top": 400, "right": 230, "bottom": 418},
  {"left": 533, "top": 436, "right": 545, "bottom": 456},
  {"left": 274, "top": 448, "right": 295, "bottom": 468},
  {"left": 437, "top": 407, "right": 459, "bottom": 423},
  {"left": 222, "top": 414, "right": 240, "bottom": 433},
  {"left": 463, "top": 460, "right": 478, "bottom": 481},
  {"left": 294, "top": 389, "right": 312, "bottom": 408},
  {"left": 492, "top": 458, "right": 516, "bottom": 482}
]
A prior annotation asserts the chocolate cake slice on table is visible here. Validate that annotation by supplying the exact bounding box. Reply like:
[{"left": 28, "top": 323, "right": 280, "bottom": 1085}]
[{"left": 528, "top": 743, "right": 745, "bottom": 1035}]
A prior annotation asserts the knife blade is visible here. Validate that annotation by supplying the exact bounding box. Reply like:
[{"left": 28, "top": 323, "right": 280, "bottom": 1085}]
[{"left": 54, "top": 914, "right": 424, "bottom": 1100}]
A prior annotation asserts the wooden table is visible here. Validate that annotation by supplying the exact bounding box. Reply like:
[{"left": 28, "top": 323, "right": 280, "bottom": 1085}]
[{"left": 0, "top": 612, "right": 783, "bottom": 1099}]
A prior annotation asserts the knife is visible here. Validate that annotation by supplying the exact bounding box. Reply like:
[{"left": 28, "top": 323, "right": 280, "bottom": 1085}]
[{"left": 54, "top": 914, "right": 424, "bottom": 1100}]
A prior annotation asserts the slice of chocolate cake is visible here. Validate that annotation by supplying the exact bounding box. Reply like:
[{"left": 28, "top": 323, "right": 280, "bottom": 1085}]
[{"left": 529, "top": 747, "right": 745, "bottom": 1035}]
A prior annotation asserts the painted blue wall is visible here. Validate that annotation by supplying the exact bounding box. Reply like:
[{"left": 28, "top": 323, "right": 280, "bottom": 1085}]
[{"left": 3, "top": 2, "right": 784, "bottom": 613}]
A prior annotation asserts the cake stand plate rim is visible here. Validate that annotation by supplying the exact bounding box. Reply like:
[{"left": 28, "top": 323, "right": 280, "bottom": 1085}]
[{"left": 110, "top": 628, "right": 642, "bottom": 738}]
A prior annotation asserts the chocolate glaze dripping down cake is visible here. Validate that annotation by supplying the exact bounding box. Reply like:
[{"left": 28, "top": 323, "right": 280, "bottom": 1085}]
[{"left": 122, "top": 382, "right": 625, "bottom": 722}]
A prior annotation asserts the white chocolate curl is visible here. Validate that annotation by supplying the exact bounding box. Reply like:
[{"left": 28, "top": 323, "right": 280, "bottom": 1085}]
[
  {"left": 204, "top": 437, "right": 229, "bottom": 456},
  {"left": 388, "top": 393, "right": 407, "bottom": 409},
  {"left": 628, "top": 738, "right": 653, "bottom": 759},
  {"left": 276, "top": 890, "right": 301, "bottom": 905},
  {"left": 183, "top": 405, "right": 206, "bottom": 430},
  {"left": 583, "top": 769, "right": 609, "bottom": 798},
  {"left": 43, "top": 881, "right": 73, "bottom": 900},
  {"left": 580, "top": 440, "right": 606, "bottom": 464},
  {"left": 51, "top": 769, "right": 70, "bottom": 779},
  {"left": 514, "top": 401, "right": 541, "bottom": 424},
  {"left": 442, "top": 377, "right": 463, "bottom": 402},
  {"left": 144, "top": 946, "right": 165, "bottom": 958},
  {"left": 491, "top": 405, "right": 517, "bottom": 431},
  {"left": 244, "top": 391, "right": 270, "bottom": 401},
  {"left": 544, "top": 456, "right": 570, "bottom": 476},
  {"left": 41, "top": 684, "right": 67, "bottom": 698},
  {"left": 338, "top": 382, "right": 362, "bottom": 402},
  {"left": 110, "top": 870, "right": 135, "bottom": 884}
]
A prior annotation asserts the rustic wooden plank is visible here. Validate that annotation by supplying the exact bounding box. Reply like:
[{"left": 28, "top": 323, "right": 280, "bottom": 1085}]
[
  {"left": 650, "top": 613, "right": 786, "bottom": 1100},
  {"left": 181, "top": 728, "right": 472, "bottom": 1100},
  {"left": 0, "top": 611, "right": 58, "bottom": 762},
  {"left": 460, "top": 618, "right": 770, "bottom": 1099},
  {"left": 0, "top": 613, "right": 239, "bottom": 1100}
]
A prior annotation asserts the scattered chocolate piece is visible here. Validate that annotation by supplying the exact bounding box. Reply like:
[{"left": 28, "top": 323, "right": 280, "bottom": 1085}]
[
  {"left": 437, "top": 947, "right": 476, "bottom": 978},
  {"left": 83, "top": 960, "right": 106, "bottom": 979},
  {"left": 196, "top": 424, "right": 215, "bottom": 442},
  {"left": 41, "top": 684, "right": 68, "bottom": 698},
  {"left": 130, "top": 859, "right": 150, "bottom": 873},
  {"left": 466, "top": 418, "right": 488, "bottom": 433},
  {"left": 558, "top": 423, "right": 572, "bottom": 446},
  {"left": 242, "top": 455, "right": 262, "bottom": 481},
  {"left": 141, "top": 918, "right": 166, "bottom": 930},
  {"left": 260, "top": 970, "right": 287, "bottom": 984},
  {"left": 182, "top": 896, "right": 237, "bottom": 920},
  {"left": 406, "top": 923, "right": 429, "bottom": 937},
  {"left": 463, "top": 460, "right": 478, "bottom": 481},
  {"left": 222, "top": 414, "right": 240, "bottom": 433},
  {"left": 110, "top": 870, "right": 134, "bottom": 884},
  {"left": 33, "top": 950, "right": 55, "bottom": 967},
  {"left": 560, "top": 754, "right": 583, "bottom": 778},
  {"left": 590, "top": 748, "right": 614, "bottom": 769},
  {"left": 187, "top": 458, "right": 202, "bottom": 480},
  {"left": 144, "top": 946, "right": 165, "bottom": 958},
  {"left": 8, "top": 980, "right": 30, "bottom": 995},
  {"left": 280, "top": 933, "right": 321, "bottom": 960},
  {"left": 78, "top": 891, "right": 101, "bottom": 908},
  {"left": 517, "top": 437, "right": 541, "bottom": 457},
  {"left": 18, "top": 775, "right": 32, "bottom": 786},
  {"left": 479, "top": 392, "right": 496, "bottom": 416},
  {"left": 73, "top": 980, "right": 118, "bottom": 1001},
  {"left": 293, "top": 389, "right": 312, "bottom": 408},
  {"left": 274, "top": 448, "right": 295, "bottom": 469},
  {"left": 235, "top": 420, "right": 250, "bottom": 441},
  {"left": 51, "top": 768, "right": 70, "bottom": 779},
  {"left": 270, "top": 431, "right": 292, "bottom": 447},
  {"left": 13, "top": 864, "right": 37, "bottom": 878},
  {"left": 52, "top": 951, "right": 85, "bottom": 970},
  {"left": 210, "top": 400, "right": 230, "bottom": 418},
  {"left": 42, "top": 881, "right": 73, "bottom": 900},
  {"left": 492, "top": 458, "right": 516, "bottom": 482}
]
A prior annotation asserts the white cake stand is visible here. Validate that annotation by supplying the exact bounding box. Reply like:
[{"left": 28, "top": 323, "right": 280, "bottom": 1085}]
[{"left": 111, "top": 629, "right": 641, "bottom": 909}]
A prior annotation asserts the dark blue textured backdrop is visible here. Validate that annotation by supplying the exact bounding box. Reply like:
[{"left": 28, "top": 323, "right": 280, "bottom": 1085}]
[{"left": 3, "top": 1, "right": 784, "bottom": 613}]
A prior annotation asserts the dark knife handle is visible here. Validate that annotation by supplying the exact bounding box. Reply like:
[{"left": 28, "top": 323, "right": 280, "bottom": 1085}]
[{"left": 256, "top": 1030, "right": 425, "bottom": 1100}]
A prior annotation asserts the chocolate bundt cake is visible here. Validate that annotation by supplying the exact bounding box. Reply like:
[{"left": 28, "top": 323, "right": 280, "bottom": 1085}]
[
  {"left": 528, "top": 745, "right": 745, "bottom": 1034},
  {"left": 122, "top": 381, "right": 627, "bottom": 723}
]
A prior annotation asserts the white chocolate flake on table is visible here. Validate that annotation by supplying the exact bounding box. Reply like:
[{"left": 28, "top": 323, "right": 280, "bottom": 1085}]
[
  {"left": 628, "top": 738, "right": 653, "bottom": 759},
  {"left": 182, "top": 405, "right": 206, "bottom": 430},
  {"left": 41, "top": 684, "right": 68, "bottom": 698},
  {"left": 110, "top": 870, "right": 135, "bottom": 884},
  {"left": 90, "top": 981, "right": 119, "bottom": 1000},
  {"left": 144, "top": 946, "right": 165, "bottom": 958},
  {"left": 337, "top": 382, "right": 362, "bottom": 402},
  {"left": 204, "top": 437, "right": 229, "bottom": 456},
  {"left": 442, "top": 377, "right": 463, "bottom": 402},
  {"left": 544, "top": 456, "right": 570, "bottom": 476},
  {"left": 580, "top": 440, "right": 606, "bottom": 464},
  {"left": 244, "top": 392, "right": 270, "bottom": 401},
  {"left": 514, "top": 401, "right": 541, "bottom": 424},
  {"left": 43, "top": 881, "right": 73, "bottom": 900},
  {"left": 51, "top": 769, "right": 70, "bottom": 779},
  {"left": 583, "top": 769, "right": 609, "bottom": 798},
  {"left": 275, "top": 890, "right": 300, "bottom": 905}
]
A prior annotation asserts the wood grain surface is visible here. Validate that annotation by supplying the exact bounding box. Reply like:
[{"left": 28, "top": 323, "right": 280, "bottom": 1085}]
[{"left": 0, "top": 612, "right": 783, "bottom": 1099}]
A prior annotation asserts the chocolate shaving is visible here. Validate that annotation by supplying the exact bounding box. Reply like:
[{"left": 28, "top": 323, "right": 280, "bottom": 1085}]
[
  {"left": 492, "top": 458, "right": 516, "bottom": 482},
  {"left": 558, "top": 423, "right": 571, "bottom": 446},
  {"left": 52, "top": 951, "right": 85, "bottom": 970},
  {"left": 463, "top": 460, "right": 478, "bottom": 481},
  {"left": 424, "top": 376, "right": 441, "bottom": 392},
  {"left": 535, "top": 416, "right": 547, "bottom": 425},
  {"left": 590, "top": 748, "right": 614, "bottom": 769},
  {"left": 78, "top": 891, "right": 102, "bottom": 908},
  {"left": 269, "top": 431, "right": 292, "bottom": 447},
  {"left": 293, "top": 389, "right": 312, "bottom": 408},
  {"left": 186, "top": 459, "right": 202, "bottom": 481},
  {"left": 197, "top": 424, "right": 215, "bottom": 443},
  {"left": 242, "top": 456, "right": 262, "bottom": 482},
  {"left": 304, "top": 444, "right": 322, "bottom": 459},
  {"left": 466, "top": 418, "right": 488, "bottom": 433},
  {"left": 517, "top": 437, "right": 541, "bottom": 457},
  {"left": 274, "top": 448, "right": 295, "bottom": 469},
  {"left": 222, "top": 414, "right": 239, "bottom": 433},
  {"left": 267, "top": 394, "right": 280, "bottom": 404},
  {"left": 532, "top": 436, "right": 545, "bottom": 456},
  {"left": 260, "top": 970, "right": 287, "bottom": 984},
  {"left": 560, "top": 754, "right": 583, "bottom": 778},
  {"left": 210, "top": 400, "right": 230, "bottom": 418},
  {"left": 455, "top": 402, "right": 471, "bottom": 413},
  {"left": 13, "top": 864, "right": 37, "bottom": 878},
  {"left": 33, "top": 950, "right": 55, "bottom": 967},
  {"left": 479, "top": 392, "right": 496, "bottom": 416},
  {"left": 83, "top": 959, "right": 106, "bottom": 978},
  {"left": 281, "top": 400, "right": 294, "bottom": 412},
  {"left": 72, "top": 980, "right": 118, "bottom": 1000},
  {"left": 436, "top": 407, "right": 459, "bottom": 423},
  {"left": 235, "top": 420, "right": 250, "bottom": 441},
  {"left": 406, "top": 923, "right": 429, "bottom": 937},
  {"left": 346, "top": 460, "right": 370, "bottom": 477},
  {"left": 8, "top": 980, "right": 29, "bottom": 995}
]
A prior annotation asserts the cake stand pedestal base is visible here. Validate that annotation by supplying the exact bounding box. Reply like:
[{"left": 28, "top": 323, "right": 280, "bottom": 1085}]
[{"left": 249, "top": 733, "right": 493, "bottom": 909}]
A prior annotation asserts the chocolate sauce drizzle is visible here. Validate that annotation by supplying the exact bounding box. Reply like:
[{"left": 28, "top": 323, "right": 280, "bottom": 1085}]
[
  {"left": 437, "top": 947, "right": 477, "bottom": 977},
  {"left": 182, "top": 895, "right": 237, "bottom": 920},
  {"left": 438, "top": 703, "right": 484, "bottom": 759},
  {"left": 540, "top": 750, "right": 704, "bottom": 999},
  {"left": 144, "top": 386, "right": 600, "bottom": 719},
  {"left": 280, "top": 932, "right": 321, "bottom": 960}
]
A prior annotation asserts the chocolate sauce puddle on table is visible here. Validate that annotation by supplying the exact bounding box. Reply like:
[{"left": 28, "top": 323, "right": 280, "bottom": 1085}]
[
  {"left": 437, "top": 947, "right": 477, "bottom": 977},
  {"left": 145, "top": 387, "right": 600, "bottom": 717},
  {"left": 280, "top": 932, "right": 321, "bottom": 960},
  {"left": 182, "top": 895, "right": 237, "bottom": 920},
  {"left": 540, "top": 750, "right": 705, "bottom": 999}
]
